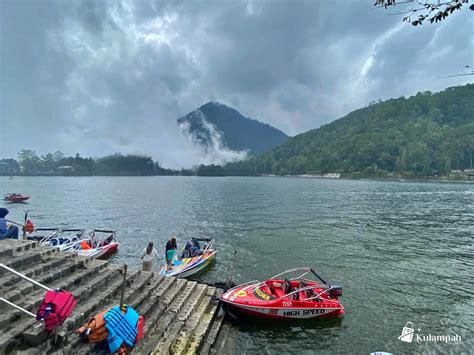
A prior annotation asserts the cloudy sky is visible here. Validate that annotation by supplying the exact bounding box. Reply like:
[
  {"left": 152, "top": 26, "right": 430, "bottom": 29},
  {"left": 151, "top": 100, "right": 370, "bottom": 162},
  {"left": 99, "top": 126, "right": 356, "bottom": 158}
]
[{"left": 0, "top": 0, "right": 472, "bottom": 167}]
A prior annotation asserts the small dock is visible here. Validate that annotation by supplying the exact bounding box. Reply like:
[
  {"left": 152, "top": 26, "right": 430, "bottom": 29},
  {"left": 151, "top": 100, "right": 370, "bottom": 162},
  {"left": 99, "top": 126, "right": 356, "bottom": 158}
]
[{"left": 0, "top": 239, "right": 228, "bottom": 354}]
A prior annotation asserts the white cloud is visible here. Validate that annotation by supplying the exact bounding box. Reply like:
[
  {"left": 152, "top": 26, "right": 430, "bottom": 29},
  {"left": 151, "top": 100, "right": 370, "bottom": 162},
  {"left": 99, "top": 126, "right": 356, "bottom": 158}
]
[{"left": 0, "top": 0, "right": 472, "bottom": 165}]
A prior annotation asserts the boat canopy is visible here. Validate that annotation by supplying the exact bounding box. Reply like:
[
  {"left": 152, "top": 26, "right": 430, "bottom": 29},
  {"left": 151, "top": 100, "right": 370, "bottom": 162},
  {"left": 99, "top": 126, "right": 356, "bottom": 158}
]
[{"left": 269, "top": 267, "right": 329, "bottom": 286}]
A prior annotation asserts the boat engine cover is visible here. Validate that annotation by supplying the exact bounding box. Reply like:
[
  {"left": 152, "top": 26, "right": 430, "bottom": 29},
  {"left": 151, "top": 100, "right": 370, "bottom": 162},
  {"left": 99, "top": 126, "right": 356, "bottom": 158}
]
[{"left": 329, "top": 285, "right": 342, "bottom": 298}]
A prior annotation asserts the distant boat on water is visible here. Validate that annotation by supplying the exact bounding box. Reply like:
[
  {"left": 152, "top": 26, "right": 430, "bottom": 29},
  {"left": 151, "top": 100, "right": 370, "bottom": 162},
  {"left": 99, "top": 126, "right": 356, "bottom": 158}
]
[{"left": 3, "top": 193, "right": 30, "bottom": 203}]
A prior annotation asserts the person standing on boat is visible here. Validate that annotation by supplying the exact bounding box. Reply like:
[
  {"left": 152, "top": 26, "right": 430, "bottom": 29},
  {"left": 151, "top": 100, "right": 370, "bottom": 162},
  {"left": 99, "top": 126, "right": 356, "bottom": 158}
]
[
  {"left": 140, "top": 241, "right": 159, "bottom": 272},
  {"left": 165, "top": 235, "right": 177, "bottom": 266},
  {"left": 0, "top": 208, "right": 19, "bottom": 240}
]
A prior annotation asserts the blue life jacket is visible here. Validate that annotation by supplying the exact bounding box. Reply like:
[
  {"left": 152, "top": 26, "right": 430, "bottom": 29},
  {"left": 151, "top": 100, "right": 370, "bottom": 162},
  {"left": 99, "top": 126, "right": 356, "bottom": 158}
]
[{"left": 104, "top": 305, "right": 139, "bottom": 352}]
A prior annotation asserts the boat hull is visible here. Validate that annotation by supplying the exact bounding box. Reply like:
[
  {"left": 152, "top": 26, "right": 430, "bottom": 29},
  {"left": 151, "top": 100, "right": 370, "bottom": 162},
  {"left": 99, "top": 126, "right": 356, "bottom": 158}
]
[
  {"left": 221, "top": 300, "right": 343, "bottom": 320},
  {"left": 159, "top": 251, "right": 216, "bottom": 278},
  {"left": 220, "top": 273, "right": 344, "bottom": 320},
  {"left": 4, "top": 196, "right": 30, "bottom": 202},
  {"left": 76, "top": 242, "right": 119, "bottom": 260}
]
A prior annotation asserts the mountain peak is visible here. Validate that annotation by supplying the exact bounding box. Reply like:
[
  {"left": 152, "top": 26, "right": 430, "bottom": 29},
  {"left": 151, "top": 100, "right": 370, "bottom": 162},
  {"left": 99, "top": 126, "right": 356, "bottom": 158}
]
[
  {"left": 202, "top": 101, "right": 223, "bottom": 107},
  {"left": 178, "top": 103, "right": 289, "bottom": 157}
]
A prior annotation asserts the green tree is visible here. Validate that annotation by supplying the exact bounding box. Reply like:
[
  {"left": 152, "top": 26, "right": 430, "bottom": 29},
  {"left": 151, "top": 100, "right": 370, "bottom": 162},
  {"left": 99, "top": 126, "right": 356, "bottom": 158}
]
[{"left": 17, "top": 149, "right": 40, "bottom": 174}]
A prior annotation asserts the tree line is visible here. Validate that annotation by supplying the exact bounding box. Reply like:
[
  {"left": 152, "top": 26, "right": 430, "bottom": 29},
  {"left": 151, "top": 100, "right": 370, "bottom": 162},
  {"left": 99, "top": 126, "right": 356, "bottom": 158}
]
[
  {"left": 222, "top": 85, "right": 473, "bottom": 178},
  {"left": 0, "top": 150, "right": 227, "bottom": 177},
  {"left": 0, "top": 151, "right": 183, "bottom": 176}
]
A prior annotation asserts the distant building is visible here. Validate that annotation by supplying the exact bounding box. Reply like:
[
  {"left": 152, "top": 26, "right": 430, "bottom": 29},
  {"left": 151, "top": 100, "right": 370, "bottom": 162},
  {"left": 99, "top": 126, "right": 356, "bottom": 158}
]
[{"left": 58, "top": 166, "right": 75, "bottom": 174}]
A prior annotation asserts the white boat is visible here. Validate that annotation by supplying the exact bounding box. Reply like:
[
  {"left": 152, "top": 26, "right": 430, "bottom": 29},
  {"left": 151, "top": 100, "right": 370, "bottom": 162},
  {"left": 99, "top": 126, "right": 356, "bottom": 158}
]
[
  {"left": 26, "top": 228, "right": 85, "bottom": 250},
  {"left": 158, "top": 238, "right": 216, "bottom": 278},
  {"left": 67, "top": 230, "right": 119, "bottom": 260}
]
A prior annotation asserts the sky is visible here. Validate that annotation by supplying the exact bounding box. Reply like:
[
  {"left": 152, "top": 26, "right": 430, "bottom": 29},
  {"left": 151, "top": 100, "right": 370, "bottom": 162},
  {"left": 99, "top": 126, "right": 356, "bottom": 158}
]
[{"left": 0, "top": 0, "right": 472, "bottom": 168}]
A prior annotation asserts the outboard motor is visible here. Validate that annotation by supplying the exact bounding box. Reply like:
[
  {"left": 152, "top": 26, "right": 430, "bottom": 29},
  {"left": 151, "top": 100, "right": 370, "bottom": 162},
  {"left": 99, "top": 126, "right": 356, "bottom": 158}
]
[{"left": 328, "top": 284, "right": 343, "bottom": 298}]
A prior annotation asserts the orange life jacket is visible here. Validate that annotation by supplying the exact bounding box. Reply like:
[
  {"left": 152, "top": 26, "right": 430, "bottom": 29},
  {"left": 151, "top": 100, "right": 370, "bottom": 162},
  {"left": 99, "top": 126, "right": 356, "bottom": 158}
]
[
  {"left": 80, "top": 241, "right": 91, "bottom": 250},
  {"left": 24, "top": 220, "right": 34, "bottom": 233},
  {"left": 76, "top": 307, "right": 110, "bottom": 343}
]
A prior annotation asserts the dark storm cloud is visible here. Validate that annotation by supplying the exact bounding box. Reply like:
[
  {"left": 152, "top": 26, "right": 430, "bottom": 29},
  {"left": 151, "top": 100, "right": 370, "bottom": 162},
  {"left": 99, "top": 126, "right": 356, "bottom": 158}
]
[{"left": 0, "top": 0, "right": 472, "bottom": 167}]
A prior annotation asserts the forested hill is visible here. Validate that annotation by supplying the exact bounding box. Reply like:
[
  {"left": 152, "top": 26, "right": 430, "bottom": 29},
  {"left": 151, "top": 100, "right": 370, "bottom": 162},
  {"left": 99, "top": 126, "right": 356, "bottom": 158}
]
[
  {"left": 225, "top": 84, "right": 474, "bottom": 177},
  {"left": 178, "top": 102, "right": 289, "bottom": 156}
]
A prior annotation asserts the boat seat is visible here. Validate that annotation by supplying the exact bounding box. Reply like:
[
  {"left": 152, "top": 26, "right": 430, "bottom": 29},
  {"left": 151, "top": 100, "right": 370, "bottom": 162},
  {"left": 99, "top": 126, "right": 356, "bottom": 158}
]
[{"left": 273, "top": 287, "right": 285, "bottom": 298}]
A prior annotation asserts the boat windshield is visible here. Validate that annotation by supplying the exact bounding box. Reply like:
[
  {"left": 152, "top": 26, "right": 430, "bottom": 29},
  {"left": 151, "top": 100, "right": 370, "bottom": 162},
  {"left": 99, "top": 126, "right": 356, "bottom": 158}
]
[{"left": 269, "top": 267, "right": 329, "bottom": 286}]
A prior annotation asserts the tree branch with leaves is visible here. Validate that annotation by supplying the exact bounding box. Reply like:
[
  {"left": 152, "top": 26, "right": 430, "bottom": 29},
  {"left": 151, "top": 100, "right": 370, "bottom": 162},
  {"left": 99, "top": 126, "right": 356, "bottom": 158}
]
[{"left": 374, "top": 0, "right": 473, "bottom": 26}]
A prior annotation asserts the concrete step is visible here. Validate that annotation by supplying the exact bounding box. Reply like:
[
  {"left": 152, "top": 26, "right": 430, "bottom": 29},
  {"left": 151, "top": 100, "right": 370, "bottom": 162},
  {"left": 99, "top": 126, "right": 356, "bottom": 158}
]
[
  {"left": 152, "top": 282, "right": 212, "bottom": 354},
  {"left": 204, "top": 317, "right": 237, "bottom": 355},
  {"left": 0, "top": 256, "right": 94, "bottom": 309},
  {"left": 171, "top": 286, "right": 214, "bottom": 355},
  {"left": 0, "top": 259, "right": 108, "bottom": 330},
  {"left": 177, "top": 284, "right": 208, "bottom": 323},
  {"left": 0, "top": 254, "right": 70, "bottom": 288},
  {"left": 64, "top": 269, "right": 143, "bottom": 331},
  {"left": 1, "top": 257, "right": 106, "bottom": 305},
  {"left": 190, "top": 288, "right": 222, "bottom": 355},
  {"left": 0, "top": 263, "right": 111, "bottom": 346},
  {"left": 133, "top": 277, "right": 183, "bottom": 354},
  {"left": 71, "top": 266, "right": 122, "bottom": 304},
  {"left": 137, "top": 276, "right": 177, "bottom": 327},
  {"left": 0, "top": 248, "right": 61, "bottom": 278},
  {"left": 22, "top": 265, "right": 124, "bottom": 348},
  {"left": 0, "top": 240, "right": 39, "bottom": 259},
  {"left": 149, "top": 279, "right": 188, "bottom": 343},
  {"left": 129, "top": 274, "right": 165, "bottom": 312}
]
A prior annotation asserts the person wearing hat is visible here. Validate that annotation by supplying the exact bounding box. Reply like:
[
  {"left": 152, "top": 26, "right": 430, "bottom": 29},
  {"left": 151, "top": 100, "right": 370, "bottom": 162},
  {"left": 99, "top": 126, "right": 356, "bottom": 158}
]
[
  {"left": 0, "top": 208, "right": 19, "bottom": 240},
  {"left": 165, "top": 235, "right": 177, "bottom": 266}
]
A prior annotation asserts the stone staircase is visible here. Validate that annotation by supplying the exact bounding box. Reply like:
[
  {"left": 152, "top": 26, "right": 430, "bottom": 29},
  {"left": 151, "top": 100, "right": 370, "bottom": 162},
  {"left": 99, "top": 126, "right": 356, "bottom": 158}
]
[{"left": 0, "top": 239, "right": 225, "bottom": 354}]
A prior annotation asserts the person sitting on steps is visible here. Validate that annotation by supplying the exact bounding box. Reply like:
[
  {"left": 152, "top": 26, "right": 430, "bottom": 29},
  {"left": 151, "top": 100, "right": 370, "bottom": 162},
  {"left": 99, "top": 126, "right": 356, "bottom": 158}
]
[{"left": 0, "top": 208, "right": 19, "bottom": 240}]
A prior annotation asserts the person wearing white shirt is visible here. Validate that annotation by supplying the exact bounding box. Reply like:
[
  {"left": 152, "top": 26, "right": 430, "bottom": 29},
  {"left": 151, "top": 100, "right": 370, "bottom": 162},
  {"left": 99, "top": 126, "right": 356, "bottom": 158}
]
[{"left": 140, "top": 241, "right": 159, "bottom": 271}]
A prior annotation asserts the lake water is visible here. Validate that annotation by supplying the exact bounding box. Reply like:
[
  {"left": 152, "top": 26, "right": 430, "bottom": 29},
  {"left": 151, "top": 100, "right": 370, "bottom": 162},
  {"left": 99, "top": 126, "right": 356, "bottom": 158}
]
[{"left": 1, "top": 176, "right": 472, "bottom": 354}]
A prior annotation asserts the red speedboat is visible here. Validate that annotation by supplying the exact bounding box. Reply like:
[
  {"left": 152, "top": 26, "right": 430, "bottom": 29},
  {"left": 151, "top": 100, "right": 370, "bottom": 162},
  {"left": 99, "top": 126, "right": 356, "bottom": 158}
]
[
  {"left": 221, "top": 267, "right": 344, "bottom": 319},
  {"left": 3, "top": 193, "right": 30, "bottom": 202}
]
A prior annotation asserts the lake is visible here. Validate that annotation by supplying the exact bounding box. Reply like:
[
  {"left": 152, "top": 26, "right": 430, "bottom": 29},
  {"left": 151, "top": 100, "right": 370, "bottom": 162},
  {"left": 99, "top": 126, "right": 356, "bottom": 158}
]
[{"left": 1, "top": 176, "right": 472, "bottom": 354}]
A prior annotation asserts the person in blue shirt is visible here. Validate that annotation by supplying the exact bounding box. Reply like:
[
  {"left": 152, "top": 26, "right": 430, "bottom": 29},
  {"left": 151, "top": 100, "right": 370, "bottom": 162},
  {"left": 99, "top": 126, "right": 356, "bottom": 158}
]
[
  {"left": 181, "top": 242, "right": 192, "bottom": 258},
  {"left": 190, "top": 238, "right": 201, "bottom": 257},
  {"left": 0, "top": 208, "right": 19, "bottom": 240}
]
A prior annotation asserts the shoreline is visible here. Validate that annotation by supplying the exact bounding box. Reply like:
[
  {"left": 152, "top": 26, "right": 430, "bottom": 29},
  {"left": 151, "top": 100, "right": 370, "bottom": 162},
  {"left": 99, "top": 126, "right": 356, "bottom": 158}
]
[{"left": 2, "top": 173, "right": 473, "bottom": 184}]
